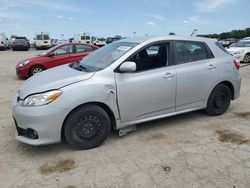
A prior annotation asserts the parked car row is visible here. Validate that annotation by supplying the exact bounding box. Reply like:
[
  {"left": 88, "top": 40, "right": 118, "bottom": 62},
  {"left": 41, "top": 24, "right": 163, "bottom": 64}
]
[
  {"left": 73, "top": 32, "right": 122, "bottom": 46},
  {"left": 219, "top": 38, "right": 239, "bottom": 48},
  {"left": 0, "top": 33, "right": 31, "bottom": 51},
  {"left": 219, "top": 37, "right": 250, "bottom": 48},
  {"left": 1, "top": 30, "right": 125, "bottom": 51}
]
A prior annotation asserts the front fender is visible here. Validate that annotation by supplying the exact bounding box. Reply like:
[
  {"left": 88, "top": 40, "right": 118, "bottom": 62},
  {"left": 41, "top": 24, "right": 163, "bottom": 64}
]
[{"left": 49, "top": 73, "right": 119, "bottom": 122}]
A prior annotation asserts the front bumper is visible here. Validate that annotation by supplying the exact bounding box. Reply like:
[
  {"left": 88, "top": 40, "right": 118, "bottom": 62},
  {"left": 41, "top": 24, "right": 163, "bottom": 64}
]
[
  {"left": 16, "top": 66, "right": 29, "bottom": 79},
  {"left": 12, "top": 96, "right": 69, "bottom": 146},
  {"left": 36, "top": 44, "right": 51, "bottom": 48}
]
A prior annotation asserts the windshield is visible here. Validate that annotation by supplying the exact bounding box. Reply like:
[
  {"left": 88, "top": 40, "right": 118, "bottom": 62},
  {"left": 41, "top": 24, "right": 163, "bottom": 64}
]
[
  {"left": 74, "top": 42, "right": 138, "bottom": 71},
  {"left": 81, "top": 36, "right": 90, "bottom": 40},
  {"left": 230, "top": 41, "right": 250, "bottom": 47},
  {"left": 43, "top": 35, "right": 50, "bottom": 40},
  {"left": 39, "top": 45, "right": 59, "bottom": 55},
  {"left": 36, "top": 35, "right": 42, "bottom": 40},
  {"left": 36, "top": 34, "right": 50, "bottom": 40}
]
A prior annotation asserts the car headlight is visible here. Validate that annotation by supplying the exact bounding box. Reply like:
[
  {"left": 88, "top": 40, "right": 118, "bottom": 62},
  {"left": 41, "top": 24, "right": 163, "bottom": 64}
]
[
  {"left": 22, "top": 90, "right": 62, "bottom": 107},
  {"left": 18, "top": 60, "right": 31, "bottom": 67}
]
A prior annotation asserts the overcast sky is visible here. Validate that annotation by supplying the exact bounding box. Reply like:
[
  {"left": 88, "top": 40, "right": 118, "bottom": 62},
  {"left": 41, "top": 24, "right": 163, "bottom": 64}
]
[{"left": 0, "top": 0, "right": 249, "bottom": 39}]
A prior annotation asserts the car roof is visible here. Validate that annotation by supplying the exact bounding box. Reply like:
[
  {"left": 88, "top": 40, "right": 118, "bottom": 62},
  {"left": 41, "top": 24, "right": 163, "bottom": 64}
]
[
  {"left": 59, "top": 42, "right": 95, "bottom": 46},
  {"left": 55, "top": 42, "right": 99, "bottom": 49},
  {"left": 120, "top": 35, "right": 218, "bottom": 44},
  {"left": 14, "top": 38, "right": 26, "bottom": 41}
]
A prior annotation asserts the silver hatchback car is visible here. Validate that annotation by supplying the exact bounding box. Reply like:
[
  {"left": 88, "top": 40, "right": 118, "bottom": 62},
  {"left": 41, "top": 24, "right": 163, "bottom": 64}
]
[{"left": 13, "top": 36, "right": 241, "bottom": 149}]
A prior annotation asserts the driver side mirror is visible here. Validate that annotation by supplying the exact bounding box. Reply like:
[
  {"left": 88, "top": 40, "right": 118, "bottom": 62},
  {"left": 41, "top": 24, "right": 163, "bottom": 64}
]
[
  {"left": 119, "top": 61, "right": 136, "bottom": 73},
  {"left": 47, "top": 52, "right": 55, "bottom": 57}
]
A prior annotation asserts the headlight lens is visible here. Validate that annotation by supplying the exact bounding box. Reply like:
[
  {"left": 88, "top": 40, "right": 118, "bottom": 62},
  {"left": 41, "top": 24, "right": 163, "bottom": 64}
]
[
  {"left": 18, "top": 60, "right": 31, "bottom": 67},
  {"left": 22, "top": 90, "right": 62, "bottom": 106}
]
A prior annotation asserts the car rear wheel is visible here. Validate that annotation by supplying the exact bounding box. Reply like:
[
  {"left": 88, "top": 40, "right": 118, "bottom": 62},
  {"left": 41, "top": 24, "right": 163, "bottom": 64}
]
[
  {"left": 29, "top": 65, "right": 45, "bottom": 77},
  {"left": 243, "top": 54, "right": 250, "bottom": 63},
  {"left": 64, "top": 104, "right": 111, "bottom": 150},
  {"left": 205, "top": 84, "right": 232, "bottom": 116}
]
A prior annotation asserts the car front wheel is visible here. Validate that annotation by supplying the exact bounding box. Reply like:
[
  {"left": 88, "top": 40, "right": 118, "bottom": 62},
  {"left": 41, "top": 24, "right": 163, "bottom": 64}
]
[
  {"left": 29, "top": 65, "right": 45, "bottom": 77},
  {"left": 64, "top": 104, "right": 111, "bottom": 150},
  {"left": 205, "top": 84, "right": 232, "bottom": 116}
]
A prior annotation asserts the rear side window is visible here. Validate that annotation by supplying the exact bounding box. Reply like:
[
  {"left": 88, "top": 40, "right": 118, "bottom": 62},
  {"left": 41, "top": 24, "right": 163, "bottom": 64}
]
[
  {"left": 215, "top": 42, "right": 231, "bottom": 55},
  {"left": 75, "top": 45, "right": 94, "bottom": 53},
  {"left": 175, "top": 41, "right": 213, "bottom": 64}
]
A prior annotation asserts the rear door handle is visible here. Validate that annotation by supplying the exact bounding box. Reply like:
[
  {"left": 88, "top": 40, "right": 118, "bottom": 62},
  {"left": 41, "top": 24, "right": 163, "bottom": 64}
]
[
  {"left": 164, "top": 72, "right": 175, "bottom": 78},
  {"left": 208, "top": 64, "right": 216, "bottom": 70}
]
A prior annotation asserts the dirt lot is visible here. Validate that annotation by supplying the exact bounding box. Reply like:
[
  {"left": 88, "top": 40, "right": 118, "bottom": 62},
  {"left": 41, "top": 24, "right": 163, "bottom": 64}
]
[{"left": 0, "top": 49, "right": 250, "bottom": 188}]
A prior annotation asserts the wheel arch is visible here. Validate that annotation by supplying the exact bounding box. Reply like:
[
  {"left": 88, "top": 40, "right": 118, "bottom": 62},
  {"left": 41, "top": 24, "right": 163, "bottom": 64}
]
[
  {"left": 29, "top": 64, "right": 46, "bottom": 76},
  {"left": 215, "top": 80, "right": 235, "bottom": 100},
  {"left": 244, "top": 52, "right": 250, "bottom": 58},
  {"left": 61, "top": 101, "right": 116, "bottom": 141}
]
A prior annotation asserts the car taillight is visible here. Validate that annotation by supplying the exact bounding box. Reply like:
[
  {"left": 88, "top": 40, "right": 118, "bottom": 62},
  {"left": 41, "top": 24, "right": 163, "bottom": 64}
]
[{"left": 233, "top": 59, "right": 240, "bottom": 70}]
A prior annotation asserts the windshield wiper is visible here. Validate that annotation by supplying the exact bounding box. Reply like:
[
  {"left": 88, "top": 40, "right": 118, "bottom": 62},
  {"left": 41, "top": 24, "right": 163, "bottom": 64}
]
[
  {"left": 78, "top": 64, "right": 89, "bottom": 71},
  {"left": 69, "top": 62, "right": 89, "bottom": 72}
]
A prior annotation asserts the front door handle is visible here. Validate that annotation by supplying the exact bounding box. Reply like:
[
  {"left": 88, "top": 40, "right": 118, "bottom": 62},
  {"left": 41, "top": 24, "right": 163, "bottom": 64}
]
[
  {"left": 208, "top": 64, "right": 216, "bottom": 70},
  {"left": 163, "top": 72, "right": 175, "bottom": 78}
]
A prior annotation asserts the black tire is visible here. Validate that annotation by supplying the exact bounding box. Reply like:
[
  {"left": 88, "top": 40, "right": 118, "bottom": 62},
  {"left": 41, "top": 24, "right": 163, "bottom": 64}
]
[
  {"left": 243, "top": 53, "right": 250, "bottom": 63},
  {"left": 29, "top": 65, "right": 45, "bottom": 77},
  {"left": 205, "top": 84, "right": 232, "bottom": 116},
  {"left": 64, "top": 104, "right": 111, "bottom": 150}
]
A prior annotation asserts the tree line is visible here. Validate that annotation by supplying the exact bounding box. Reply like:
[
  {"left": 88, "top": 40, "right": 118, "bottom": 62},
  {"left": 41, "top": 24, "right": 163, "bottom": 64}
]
[{"left": 197, "top": 28, "right": 250, "bottom": 40}]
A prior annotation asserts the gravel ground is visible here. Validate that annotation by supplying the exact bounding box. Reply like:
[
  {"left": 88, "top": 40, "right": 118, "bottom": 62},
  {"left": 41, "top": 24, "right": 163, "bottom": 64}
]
[{"left": 0, "top": 49, "right": 250, "bottom": 188}]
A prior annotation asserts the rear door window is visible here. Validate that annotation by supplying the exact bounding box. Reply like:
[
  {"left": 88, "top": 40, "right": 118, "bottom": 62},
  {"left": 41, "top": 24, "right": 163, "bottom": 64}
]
[
  {"left": 175, "top": 41, "right": 213, "bottom": 64},
  {"left": 216, "top": 42, "right": 231, "bottom": 55},
  {"left": 75, "top": 45, "right": 94, "bottom": 53}
]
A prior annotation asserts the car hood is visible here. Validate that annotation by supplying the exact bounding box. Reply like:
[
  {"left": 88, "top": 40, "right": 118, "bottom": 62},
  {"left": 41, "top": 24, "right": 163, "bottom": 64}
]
[
  {"left": 27, "top": 54, "right": 47, "bottom": 61},
  {"left": 227, "top": 47, "right": 247, "bottom": 53},
  {"left": 18, "top": 65, "right": 95, "bottom": 99},
  {"left": 18, "top": 54, "right": 47, "bottom": 65}
]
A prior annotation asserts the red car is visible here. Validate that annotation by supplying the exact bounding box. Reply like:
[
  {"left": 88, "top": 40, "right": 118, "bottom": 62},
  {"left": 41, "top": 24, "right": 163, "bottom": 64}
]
[{"left": 16, "top": 43, "right": 98, "bottom": 79}]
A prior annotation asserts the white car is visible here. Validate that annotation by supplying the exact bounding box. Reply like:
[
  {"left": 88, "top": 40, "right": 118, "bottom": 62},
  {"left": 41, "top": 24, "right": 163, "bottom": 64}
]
[
  {"left": 0, "top": 33, "right": 9, "bottom": 50},
  {"left": 74, "top": 32, "right": 92, "bottom": 44},
  {"left": 34, "top": 33, "right": 52, "bottom": 49},
  {"left": 227, "top": 40, "right": 250, "bottom": 63},
  {"left": 243, "top": 37, "right": 250, "bottom": 40},
  {"left": 92, "top": 38, "right": 107, "bottom": 47}
]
